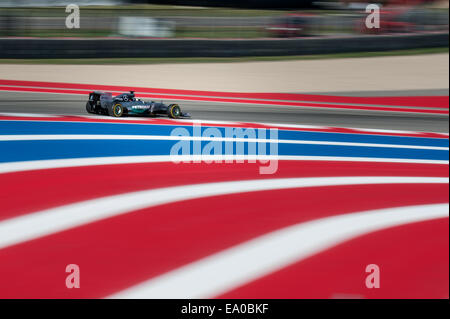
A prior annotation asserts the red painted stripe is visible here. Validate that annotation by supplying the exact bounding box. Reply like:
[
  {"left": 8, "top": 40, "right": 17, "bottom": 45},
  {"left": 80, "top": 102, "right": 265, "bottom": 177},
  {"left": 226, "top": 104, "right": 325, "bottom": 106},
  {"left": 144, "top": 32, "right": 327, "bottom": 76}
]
[
  {"left": 0, "top": 85, "right": 446, "bottom": 114},
  {"left": 0, "top": 115, "right": 448, "bottom": 138},
  {"left": 0, "top": 184, "right": 446, "bottom": 298},
  {"left": 0, "top": 79, "right": 448, "bottom": 109},
  {"left": 218, "top": 218, "right": 449, "bottom": 299},
  {"left": 364, "top": 96, "right": 448, "bottom": 109},
  {"left": 0, "top": 85, "right": 92, "bottom": 95},
  {"left": 1, "top": 85, "right": 447, "bottom": 114},
  {"left": 1, "top": 161, "right": 447, "bottom": 221}
]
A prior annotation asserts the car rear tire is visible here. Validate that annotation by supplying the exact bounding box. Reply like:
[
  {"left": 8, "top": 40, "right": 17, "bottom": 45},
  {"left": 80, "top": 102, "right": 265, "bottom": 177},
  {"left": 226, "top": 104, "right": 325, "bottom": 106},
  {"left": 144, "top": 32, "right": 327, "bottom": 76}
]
[
  {"left": 86, "top": 102, "right": 94, "bottom": 114},
  {"left": 109, "top": 103, "right": 124, "bottom": 117},
  {"left": 168, "top": 104, "right": 181, "bottom": 119}
]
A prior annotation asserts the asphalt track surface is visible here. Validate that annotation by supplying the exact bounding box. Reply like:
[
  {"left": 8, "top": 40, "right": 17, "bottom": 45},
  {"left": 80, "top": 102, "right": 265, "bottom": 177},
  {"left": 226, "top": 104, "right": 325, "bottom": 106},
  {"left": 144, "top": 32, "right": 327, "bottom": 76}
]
[{"left": 0, "top": 91, "right": 448, "bottom": 133}]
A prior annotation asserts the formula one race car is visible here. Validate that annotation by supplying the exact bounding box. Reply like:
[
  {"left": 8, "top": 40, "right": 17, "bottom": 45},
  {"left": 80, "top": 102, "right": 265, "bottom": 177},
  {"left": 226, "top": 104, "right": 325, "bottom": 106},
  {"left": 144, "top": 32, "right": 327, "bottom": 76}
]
[{"left": 86, "top": 91, "right": 190, "bottom": 118}]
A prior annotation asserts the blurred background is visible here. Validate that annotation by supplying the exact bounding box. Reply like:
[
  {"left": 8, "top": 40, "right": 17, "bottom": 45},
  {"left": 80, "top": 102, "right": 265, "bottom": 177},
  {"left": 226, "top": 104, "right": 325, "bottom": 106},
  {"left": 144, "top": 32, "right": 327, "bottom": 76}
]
[{"left": 0, "top": 0, "right": 448, "bottom": 39}]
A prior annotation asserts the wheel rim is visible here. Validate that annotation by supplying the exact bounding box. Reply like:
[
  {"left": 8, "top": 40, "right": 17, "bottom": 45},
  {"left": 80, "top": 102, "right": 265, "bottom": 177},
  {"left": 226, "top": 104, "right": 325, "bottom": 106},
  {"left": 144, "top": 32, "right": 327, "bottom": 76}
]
[
  {"left": 113, "top": 104, "right": 123, "bottom": 116},
  {"left": 172, "top": 106, "right": 180, "bottom": 117}
]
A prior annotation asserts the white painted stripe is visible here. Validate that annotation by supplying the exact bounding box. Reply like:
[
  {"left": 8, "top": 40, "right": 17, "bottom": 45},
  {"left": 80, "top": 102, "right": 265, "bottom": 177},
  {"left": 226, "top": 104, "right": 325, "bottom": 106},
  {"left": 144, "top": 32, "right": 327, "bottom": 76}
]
[
  {"left": 110, "top": 203, "right": 449, "bottom": 299},
  {"left": 354, "top": 128, "right": 450, "bottom": 137},
  {"left": 262, "top": 123, "right": 418, "bottom": 135},
  {"left": 0, "top": 117, "right": 331, "bottom": 131},
  {"left": 0, "top": 177, "right": 447, "bottom": 251},
  {"left": 0, "top": 113, "right": 58, "bottom": 118},
  {"left": 1, "top": 134, "right": 447, "bottom": 150},
  {"left": 0, "top": 116, "right": 326, "bottom": 131},
  {"left": 0, "top": 116, "right": 241, "bottom": 128},
  {"left": 0, "top": 155, "right": 448, "bottom": 175},
  {"left": 0, "top": 115, "right": 447, "bottom": 138},
  {"left": 242, "top": 122, "right": 328, "bottom": 130},
  {"left": 80, "top": 116, "right": 240, "bottom": 125},
  {"left": 350, "top": 127, "right": 435, "bottom": 134},
  {"left": 82, "top": 115, "right": 163, "bottom": 121},
  {"left": 171, "top": 119, "right": 241, "bottom": 126}
]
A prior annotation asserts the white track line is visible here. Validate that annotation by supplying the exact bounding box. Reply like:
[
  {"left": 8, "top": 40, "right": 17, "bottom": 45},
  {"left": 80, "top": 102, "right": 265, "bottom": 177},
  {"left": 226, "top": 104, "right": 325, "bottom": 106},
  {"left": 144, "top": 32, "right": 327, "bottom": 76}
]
[
  {"left": 0, "top": 116, "right": 328, "bottom": 130},
  {"left": 110, "top": 203, "right": 449, "bottom": 299},
  {"left": 0, "top": 113, "right": 58, "bottom": 118},
  {"left": 1, "top": 115, "right": 448, "bottom": 137},
  {"left": 79, "top": 116, "right": 242, "bottom": 126},
  {"left": 0, "top": 177, "right": 447, "bottom": 251},
  {"left": 0, "top": 155, "right": 448, "bottom": 175},
  {"left": 348, "top": 127, "right": 449, "bottom": 136},
  {"left": 1, "top": 134, "right": 447, "bottom": 150}
]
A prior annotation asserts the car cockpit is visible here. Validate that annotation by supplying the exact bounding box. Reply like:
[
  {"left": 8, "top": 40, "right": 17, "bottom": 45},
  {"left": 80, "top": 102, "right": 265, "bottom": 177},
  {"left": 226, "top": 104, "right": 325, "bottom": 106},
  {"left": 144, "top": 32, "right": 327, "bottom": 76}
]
[{"left": 114, "top": 91, "right": 136, "bottom": 102}]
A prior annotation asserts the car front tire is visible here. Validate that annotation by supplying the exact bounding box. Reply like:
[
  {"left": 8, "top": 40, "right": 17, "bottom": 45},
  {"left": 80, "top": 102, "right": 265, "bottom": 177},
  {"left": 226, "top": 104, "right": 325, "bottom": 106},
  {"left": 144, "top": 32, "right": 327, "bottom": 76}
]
[{"left": 168, "top": 104, "right": 181, "bottom": 119}]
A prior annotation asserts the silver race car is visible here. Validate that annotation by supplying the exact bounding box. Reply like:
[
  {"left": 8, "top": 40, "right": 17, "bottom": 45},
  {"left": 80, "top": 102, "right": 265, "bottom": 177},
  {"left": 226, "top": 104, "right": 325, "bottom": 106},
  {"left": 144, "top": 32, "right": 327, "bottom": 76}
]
[{"left": 86, "top": 91, "right": 190, "bottom": 118}]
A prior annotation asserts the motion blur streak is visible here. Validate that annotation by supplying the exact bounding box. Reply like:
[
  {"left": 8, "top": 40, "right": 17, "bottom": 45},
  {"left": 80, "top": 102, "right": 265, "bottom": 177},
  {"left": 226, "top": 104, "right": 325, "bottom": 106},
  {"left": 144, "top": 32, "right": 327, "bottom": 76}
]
[
  {"left": 0, "top": 116, "right": 447, "bottom": 298},
  {"left": 1, "top": 176, "right": 446, "bottom": 250},
  {"left": 0, "top": 134, "right": 447, "bottom": 150},
  {"left": 0, "top": 80, "right": 447, "bottom": 114},
  {"left": 0, "top": 79, "right": 448, "bottom": 109},
  {"left": 1, "top": 183, "right": 448, "bottom": 298},
  {"left": 111, "top": 204, "right": 448, "bottom": 299},
  {"left": 1, "top": 156, "right": 448, "bottom": 175},
  {"left": 1, "top": 160, "right": 447, "bottom": 220},
  {"left": 219, "top": 218, "right": 449, "bottom": 299}
]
